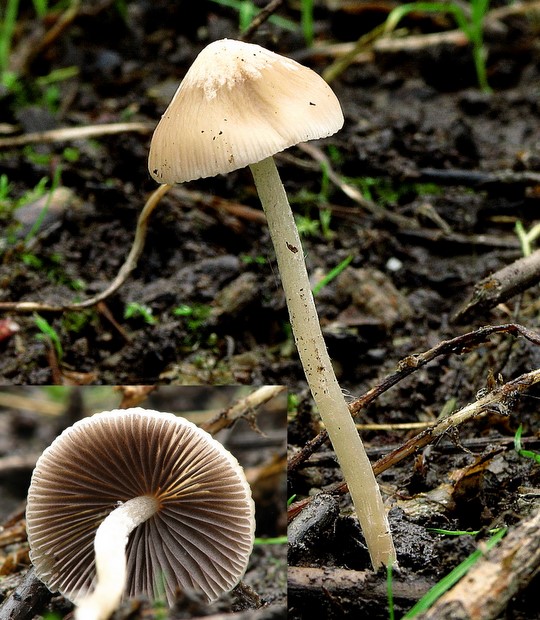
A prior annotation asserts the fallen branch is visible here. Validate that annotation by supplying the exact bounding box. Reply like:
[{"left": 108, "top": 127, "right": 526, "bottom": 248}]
[
  {"left": 418, "top": 505, "right": 540, "bottom": 620},
  {"left": 0, "top": 568, "right": 52, "bottom": 620},
  {"left": 288, "top": 565, "right": 434, "bottom": 612},
  {"left": 453, "top": 250, "right": 540, "bottom": 323},
  {"left": 289, "top": 323, "right": 540, "bottom": 475}
]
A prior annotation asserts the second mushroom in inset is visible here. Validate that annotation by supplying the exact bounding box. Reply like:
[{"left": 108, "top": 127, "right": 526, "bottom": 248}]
[{"left": 26, "top": 407, "right": 255, "bottom": 620}]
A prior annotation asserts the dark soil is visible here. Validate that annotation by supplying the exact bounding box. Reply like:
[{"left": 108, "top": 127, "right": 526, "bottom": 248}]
[{"left": 0, "top": 1, "right": 539, "bottom": 619}]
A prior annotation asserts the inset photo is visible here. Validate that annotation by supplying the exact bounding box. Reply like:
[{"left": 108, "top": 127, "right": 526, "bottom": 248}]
[{"left": 0, "top": 385, "right": 287, "bottom": 619}]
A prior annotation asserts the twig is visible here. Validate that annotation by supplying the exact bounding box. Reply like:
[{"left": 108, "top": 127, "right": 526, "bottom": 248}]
[
  {"left": 0, "top": 122, "right": 153, "bottom": 148},
  {"left": 0, "top": 184, "right": 172, "bottom": 312},
  {"left": 315, "top": 1, "right": 540, "bottom": 80},
  {"left": 416, "top": 167, "right": 540, "bottom": 190},
  {"left": 453, "top": 250, "right": 540, "bottom": 324},
  {"left": 96, "top": 301, "right": 132, "bottom": 342},
  {"left": 201, "top": 385, "right": 286, "bottom": 435},
  {"left": 322, "top": 22, "right": 388, "bottom": 83},
  {"left": 289, "top": 323, "right": 540, "bottom": 474},
  {"left": 115, "top": 386, "right": 157, "bottom": 409},
  {"left": 171, "top": 185, "right": 267, "bottom": 224},
  {"left": 288, "top": 363, "right": 540, "bottom": 521},
  {"left": 396, "top": 228, "right": 520, "bottom": 251},
  {"left": 374, "top": 29, "right": 468, "bottom": 54},
  {"left": 0, "top": 391, "right": 64, "bottom": 416},
  {"left": 349, "top": 324, "right": 540, "bottom": 415},
  {"left": 240, "top": 0, "right": 284, "bottom": 41},
  {"left": 369, "top": 366, "right": 540, "bottom": 473},
  {"left": 304, "top": 434, "right": 540, "bottom": 466},
  {"left": 291, "top": 143, "right": 421, "bottom": 230},
  {"left": 0, "top": 453, "right": 42, "bottom": 478},
  {"left": 44, "top": 340, "right": 63, "bottom": 385}
]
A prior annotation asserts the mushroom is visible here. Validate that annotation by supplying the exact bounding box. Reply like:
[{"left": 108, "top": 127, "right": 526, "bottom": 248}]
[
  {"left": 26, "top": 408, "right": 255, "bottom": 620},
  {"left": 148, "top": 39, "right": 395, "bottom": 570}
]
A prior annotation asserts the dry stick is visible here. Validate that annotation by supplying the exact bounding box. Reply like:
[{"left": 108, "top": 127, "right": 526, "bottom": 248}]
[
  {"left": 288, "top": 363, "right": 540, "bottom": 521},
  {"left": 201, "top": 385, "right": 286, "bottom": 435},
  {"left": 170, "top": 185, "right": 267, "bottom": 224},
  {"left": 0, "top": 391, "right": 65, "bottom": 416},
  {"left": 416, "top": 167, "right": 540, "bottom": 190},
  {"left": 116, "top": 385, "right": 158, "bottom": 409},
  {"left": 320, "top": 1, "right": 540, "bottom": 83},
  {"left": 0, "top": 122, "right": 153, "bottom": 148},
  {"left": 288, "top": 323, "right": 540, "bottom": 475},
  {"left": 288, "top": 565, "right": 435, "bottom": 609},
  {"left": 283, "top": 144, "right": 420, "bottom": 230},
  {"left": 0, "top": 453, "right": 43, "bottom": 477},
  {"left": 240, "top": 0, "right": 284, "bottom": 41},
  {"left": 453, "top": 249, "right": 540, "bottom": 324},
  {"left": 283, "top": 147, "right": 526, "bottom": 247},
  {"left": 304, "top": 434, "right": 540, "bottom": 466},
  {"left": 0, "top": 184, "right": 172, "bottom": 312}
]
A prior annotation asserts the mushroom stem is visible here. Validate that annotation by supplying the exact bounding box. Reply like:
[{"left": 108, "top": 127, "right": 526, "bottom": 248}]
[
  {"left": 249, "top": 156, "right": 396, "bottom": 570},
  {"left": 75, "top": 495, "right": 159, "bottom": 620}
]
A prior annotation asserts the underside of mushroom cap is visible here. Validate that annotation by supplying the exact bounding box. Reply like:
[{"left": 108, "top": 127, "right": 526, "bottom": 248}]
[
  {"left": 148, "top": 38, "right": 344, "bottom": 184},
  {"left": 26, "top": 408, "right": 255, "bottom": 606}
]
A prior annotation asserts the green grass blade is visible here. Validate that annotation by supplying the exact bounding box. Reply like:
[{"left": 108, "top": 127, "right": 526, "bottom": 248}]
[
  {"left": 385, "top": 2, "right": 469, "bottom": 37},
  {"left": 514, "top": 424, "right": 540, "bottom": 463},
  {"left": 0, "top": 0, "right": 20, "bottom": 76},
  {"left": 301, "top": 0, "right": 314, "bottom": 46},
  {"left": 254, "top": 536, "right": 287, "bottom": 545},
  {"left": 427, "top": 527, "right": 502, "bottom": 536},
  {"left": 312, "top": 255, "right": 353, "bottom": 296},
  {"left": 387, "top": 562, "right": 395, "bottom": 620}
]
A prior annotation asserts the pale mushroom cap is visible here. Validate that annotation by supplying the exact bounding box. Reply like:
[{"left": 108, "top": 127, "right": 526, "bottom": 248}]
[
  {"left": 148, "top": 38, "right": 344, "bottom": 184},
  {"left": 26, "top": 408, "right": 255, "bottom": 605}
]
